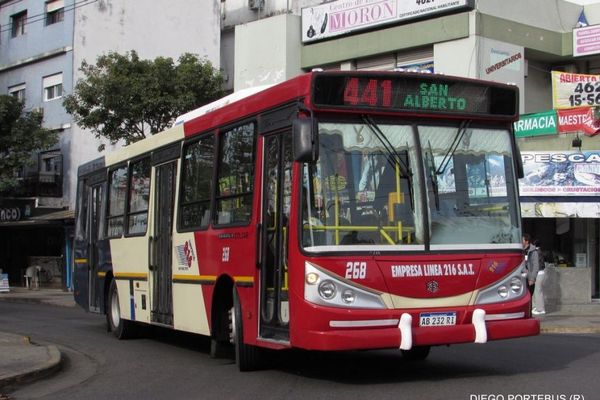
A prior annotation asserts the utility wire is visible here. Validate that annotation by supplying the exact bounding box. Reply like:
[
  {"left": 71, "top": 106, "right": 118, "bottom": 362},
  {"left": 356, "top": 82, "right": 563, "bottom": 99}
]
[
  {"left": 0, "top": 0, "right": 98, "bottom": 35},
  {"left": 3, "top": 0, "right": 97, "bottom": 25}
]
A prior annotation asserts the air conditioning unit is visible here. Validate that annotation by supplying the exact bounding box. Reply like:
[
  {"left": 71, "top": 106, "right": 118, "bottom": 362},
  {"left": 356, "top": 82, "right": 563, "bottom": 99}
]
[{"left": 248, "top": 0, "right": 264, "bottom": 10}]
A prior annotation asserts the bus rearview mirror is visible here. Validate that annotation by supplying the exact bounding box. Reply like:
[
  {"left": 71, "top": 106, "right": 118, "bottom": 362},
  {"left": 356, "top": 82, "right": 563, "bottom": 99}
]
[{"left": 293, "top": 118, "right": 319, "bottom": 162}]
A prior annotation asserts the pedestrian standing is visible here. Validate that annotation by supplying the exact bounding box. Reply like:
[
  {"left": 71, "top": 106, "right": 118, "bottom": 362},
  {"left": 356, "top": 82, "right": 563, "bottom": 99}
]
[
  {"left": 531, "top": 239, "right": 546, "bottom": 315},
  {"left": 522, "top": 233, "right": 539, "bottom": 308}
]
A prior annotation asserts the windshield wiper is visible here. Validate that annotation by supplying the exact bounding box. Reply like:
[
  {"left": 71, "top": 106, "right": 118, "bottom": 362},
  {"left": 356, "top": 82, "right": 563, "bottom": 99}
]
[
  {"left": 362, "top": 115, "right": 414, "bottom": 209},
  {"left": 426, "top": 140, "right": 440, "bottom": 211},
  {"left": 436, "top": 120, "right": 472, "bottom": 176}
]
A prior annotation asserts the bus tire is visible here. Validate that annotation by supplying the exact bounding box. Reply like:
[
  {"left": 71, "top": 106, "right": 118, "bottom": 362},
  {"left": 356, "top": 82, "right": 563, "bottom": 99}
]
[
  {"left": 210, "top": 338, "right": 231, "bottom": 359},
  {"left": 106, "top": 279, "right": 136, "bottom": 339},
  {"left": 401, "top": 345, "right": 431, "bottom": 361},
  {"left": 232, "top": 288, "right": 262, "bottom": 371}
]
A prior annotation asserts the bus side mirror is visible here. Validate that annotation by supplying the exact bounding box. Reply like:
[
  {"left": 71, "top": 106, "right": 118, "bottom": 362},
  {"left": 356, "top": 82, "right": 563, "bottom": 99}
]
[
  {"left": 514, "top": 141, "right": 524, "bottom": 179},
  {"left": 293, "top": 118, "right": 319, "bottom": 162}
]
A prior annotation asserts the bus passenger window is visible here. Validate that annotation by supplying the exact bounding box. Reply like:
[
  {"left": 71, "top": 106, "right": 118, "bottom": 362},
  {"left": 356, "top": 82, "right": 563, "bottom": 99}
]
[
  {"left": 106, "top": 166, "right": 128, "bottom": 238},
  {"left": 215, "top": 123, "right": 256, "bottom": 225},
  {"left": 75, "top": 180, "right": 88, "bottom": 240},
  {"left": 180, "top": 135, "right": 214, "bottom": 230},
  {"left": 127, "top": 157, "right": 151, "bottom": 235}
]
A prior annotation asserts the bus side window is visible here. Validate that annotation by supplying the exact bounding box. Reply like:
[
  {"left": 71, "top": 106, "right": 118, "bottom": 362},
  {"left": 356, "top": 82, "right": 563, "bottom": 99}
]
[
  {"left": 215, "top": 122, "right": 256, "bottom": 225},
  {"left": 126, "top": 157, "right": 151, "bottom": 235},
  {"left": 180, "top": 134, "right": 215, "bottom": 230},
  {"left": 75, "top": 179, "right": 88, "bottom": 241},
  {"left": 106, "top": 165, "right": 128, "bottom": 238}
]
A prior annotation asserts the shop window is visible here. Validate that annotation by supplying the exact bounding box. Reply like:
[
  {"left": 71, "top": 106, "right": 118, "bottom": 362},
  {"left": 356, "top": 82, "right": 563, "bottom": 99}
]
[
  {"left": 46, "top": 0, "right": 64, "bottom": 25},
  {"left": 180, "top": 134, "right": 214, "bottom": 230},
  {"left": 215, "top": 123, "right": 256, "bottom": 225}
]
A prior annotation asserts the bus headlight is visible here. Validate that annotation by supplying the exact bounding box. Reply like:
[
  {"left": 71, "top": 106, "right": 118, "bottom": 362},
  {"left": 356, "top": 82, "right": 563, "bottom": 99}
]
[
  {"left": 318, "top": 280, "right": 336, "bottom": 300},
  {"left": 341, "top": 289, "right": 356, "bottom": 304},
  {"left": 475, "top": 260, "right": 527, "bottom": 305},
  {"left": 304, "top": 262, "right": 387, "bottom": 309},
  {"left": 497, "top": 286, "right": 509, "bottom": 298},
  {"left": 306, "top": 272, "right": 319, "bottom": 285},
  {"left": 510, "top": 277, "right": 522, "bottom": 293}
]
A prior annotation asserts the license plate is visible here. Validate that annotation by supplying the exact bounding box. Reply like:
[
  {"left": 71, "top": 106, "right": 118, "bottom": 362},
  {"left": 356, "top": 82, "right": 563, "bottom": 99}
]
[{"left": 419, "top": 312, "right": 456, "bottom": 327}]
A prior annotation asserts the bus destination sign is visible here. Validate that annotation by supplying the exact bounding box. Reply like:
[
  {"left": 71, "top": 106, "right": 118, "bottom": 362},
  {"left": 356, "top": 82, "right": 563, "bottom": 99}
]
[{"left": 311, "top": 74, "right": 517, "bottom": 117}]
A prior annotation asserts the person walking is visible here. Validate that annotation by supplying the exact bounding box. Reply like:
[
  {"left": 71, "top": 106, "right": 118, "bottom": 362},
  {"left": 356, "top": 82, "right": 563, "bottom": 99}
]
[
  {"left": 531, "top": 239, "right": 546, "bottom": 315},
  {"left": 522, "top": 233, "right": 540, "bottom": 312}
]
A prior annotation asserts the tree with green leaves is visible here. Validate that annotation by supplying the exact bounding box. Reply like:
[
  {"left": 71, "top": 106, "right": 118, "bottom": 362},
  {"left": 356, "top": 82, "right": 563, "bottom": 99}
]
[
  {"left": 63, "top": 51, "right": 224, "bottom": 150},
  {"left": 0, "top": 95, "right": 58, "bottom": 191}
]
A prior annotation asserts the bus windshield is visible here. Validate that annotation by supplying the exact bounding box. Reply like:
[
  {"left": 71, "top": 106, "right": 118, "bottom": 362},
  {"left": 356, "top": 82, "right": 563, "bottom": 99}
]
[
  {"left": 301, "top": 121, "right": 521, "bottom": 252},
  {"left": 422, "top": 125, "right": 520, "bottom": 250}
]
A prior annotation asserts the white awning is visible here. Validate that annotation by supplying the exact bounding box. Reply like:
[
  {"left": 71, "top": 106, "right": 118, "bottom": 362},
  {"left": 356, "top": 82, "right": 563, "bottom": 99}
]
[{"left": 46, "top": 0, "right": 64, "bottom": 13}]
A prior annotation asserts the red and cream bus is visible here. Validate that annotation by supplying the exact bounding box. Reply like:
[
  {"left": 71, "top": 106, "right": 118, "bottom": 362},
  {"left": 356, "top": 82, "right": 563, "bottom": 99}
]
[{"left": 74, "top": 71, "right": 539, "bottom": 371}]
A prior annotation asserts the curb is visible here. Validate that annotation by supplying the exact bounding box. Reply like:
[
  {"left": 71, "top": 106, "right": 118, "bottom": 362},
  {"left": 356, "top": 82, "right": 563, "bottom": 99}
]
[
  {"left": 0, "top": 337, "right": 62, "bottom": 391},
  {"left": 0, "top": 295, "right": 76, "bottom": 308},
  {"left": 541, "top": 326, "right": 600, "bottom": 334}
]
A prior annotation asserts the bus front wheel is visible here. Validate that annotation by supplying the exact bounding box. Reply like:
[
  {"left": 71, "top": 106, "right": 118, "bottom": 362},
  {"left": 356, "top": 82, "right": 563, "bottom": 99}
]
[
  {"left": 106, "top": 279, "right": 136, "bottom": 339},
  {"left": 232, "top": 288, "right": 262, "bottom": 371}
]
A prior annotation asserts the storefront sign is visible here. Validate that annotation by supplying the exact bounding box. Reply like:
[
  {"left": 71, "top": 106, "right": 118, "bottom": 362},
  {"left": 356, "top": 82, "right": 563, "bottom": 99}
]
[
  {"left": 556, "top": 107, "right": 600, "bottom": 136},
  {"left": 396, "top": 61, "right": 434, "bottom": 73},
  {"left": 0, "top": 207, "right": 21, "bottom": 222},
  {"left": 477, "top": 40, "right": 524, "bottom": 113},
  {"left": 573, "top": 24, "right": 600, "bottom": 57},
  {"left": 520, "top": 151, "right": 600, "bottom": 196},
  {"left": 521, "top": 202, "right": 600, "bottom": 218},
  {"left": 513, "top": 110, "right": 558, "bottom": 138},
  {"left": 485, "top": 51, "right": 522, "bottom": 75},
  {"left": 301, "top": 0, "right": 473, "bottom": 43},
  {"left": 551, "top": 71, "right": 600, "bottom": 109}
]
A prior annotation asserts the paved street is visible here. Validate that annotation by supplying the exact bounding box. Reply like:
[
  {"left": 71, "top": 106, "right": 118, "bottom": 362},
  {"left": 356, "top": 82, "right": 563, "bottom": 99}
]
[{"left": 0, "top": 301, "right": 599, "bottom": 400}]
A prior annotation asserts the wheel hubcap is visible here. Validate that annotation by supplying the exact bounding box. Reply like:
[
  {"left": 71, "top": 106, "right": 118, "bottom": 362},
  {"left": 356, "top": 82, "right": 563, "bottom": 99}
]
[
  {"left": 111, "top": 287, "right": 121, "bottom": 328},
  {"left": 229, "top": 307, "right": 236, "bottom": 344}
]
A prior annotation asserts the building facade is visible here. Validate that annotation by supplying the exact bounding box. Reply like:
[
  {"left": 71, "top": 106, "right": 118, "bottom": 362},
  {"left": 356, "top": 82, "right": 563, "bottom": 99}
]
[
  {"left": 2, "top": 0, "right": 599, "bottom": 305},
  {"left": 0, "top": 0, "right": 220, "bottom": 288},
  {"left": 0, "top": 0, "right": 75, "bottom": 288},
  {"left": 221, "top": 0, "right": 600, "bottom": 307}
]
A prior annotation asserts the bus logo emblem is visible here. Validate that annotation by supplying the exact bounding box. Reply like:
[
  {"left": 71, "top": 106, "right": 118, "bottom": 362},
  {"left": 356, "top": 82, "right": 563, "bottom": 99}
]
[
  {"left": 175, "top": 240, "right": 196, "bottom": 269},
  {"left": 426, "top": 281, "right": 439, "bottom": 293}
]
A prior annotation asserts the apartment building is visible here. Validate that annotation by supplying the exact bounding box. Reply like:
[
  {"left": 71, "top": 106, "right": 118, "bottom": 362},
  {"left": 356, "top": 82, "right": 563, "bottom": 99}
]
[{"left": 0, "top": 0, "right": 219, "bottom": 288}]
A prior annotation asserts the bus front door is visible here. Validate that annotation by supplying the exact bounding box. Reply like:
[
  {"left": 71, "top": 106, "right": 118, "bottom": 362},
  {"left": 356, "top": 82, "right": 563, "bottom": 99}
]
[
  {"left": 260, "top": 133, "right": 292, "bottom": 340},
  {"left": 150, "top": 161, "right": 176, "bottom": 326},
  {"left": 88, "top": 183, "right": 104, "bottom": 312},
  {"left": 74, "top": 178, "right": 104, "bottom": 312}
]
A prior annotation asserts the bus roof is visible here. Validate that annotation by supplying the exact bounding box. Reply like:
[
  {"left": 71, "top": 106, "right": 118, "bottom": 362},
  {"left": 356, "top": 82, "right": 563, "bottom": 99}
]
[
  {"left": 78, "top": 71, "right": 518, "bottom": 171},
  {"left": 173, "top": 84, "right": 275, "bottom": 126}
]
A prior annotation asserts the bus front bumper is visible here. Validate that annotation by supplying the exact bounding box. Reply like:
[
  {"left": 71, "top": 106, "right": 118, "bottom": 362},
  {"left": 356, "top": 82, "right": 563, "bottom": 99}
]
[{"left": 293, "top": 314, "right": 540, "bottom": 351}]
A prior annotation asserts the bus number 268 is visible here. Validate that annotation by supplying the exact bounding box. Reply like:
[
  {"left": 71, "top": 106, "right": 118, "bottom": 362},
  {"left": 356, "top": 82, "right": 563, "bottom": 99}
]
[{"left": 345, "top": 262, "right": 367, "bottom": 279}]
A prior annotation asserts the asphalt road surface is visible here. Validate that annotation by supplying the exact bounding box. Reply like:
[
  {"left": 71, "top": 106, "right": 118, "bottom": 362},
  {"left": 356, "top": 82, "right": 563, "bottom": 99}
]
[{"left": 1, "top": 302, "right": 598, "bottom": 400}]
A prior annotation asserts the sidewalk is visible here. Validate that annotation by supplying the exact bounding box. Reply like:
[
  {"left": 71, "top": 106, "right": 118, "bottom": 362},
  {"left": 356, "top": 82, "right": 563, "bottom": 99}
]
[
  {"left": 0, "top": 287, "right": 71, "bottom": 392},
  {"left": 0, "top": 287, "right": 599, "bottom": 391},
  {"left": 0, "top": 286, "right": 76, "bottom": 308},
  {"left": 0, "top": 332, "right": 61, "bottom": 391}
]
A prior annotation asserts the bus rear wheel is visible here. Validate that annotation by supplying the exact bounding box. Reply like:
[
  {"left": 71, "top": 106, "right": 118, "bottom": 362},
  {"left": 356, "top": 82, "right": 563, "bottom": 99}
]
[
  {"left": 401, "top": 345, "right": 431, "bottom": 361},
  {"left": 232, "top": 288, "right": 262, "bottom": 371},
  {"left": 106, "top": 279, "right": 136, "bottom": 339}
]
